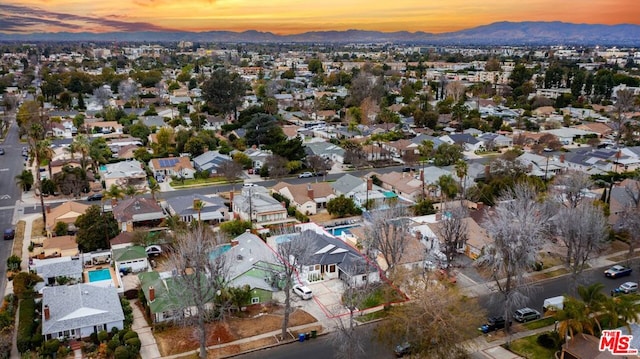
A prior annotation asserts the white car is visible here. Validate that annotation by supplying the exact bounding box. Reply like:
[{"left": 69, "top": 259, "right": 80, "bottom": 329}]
[
  {"left": 293, "top": 284, "right": 313, "bottom": 300},
  {"left": 298, "top": 172, "right": 314, "bottom": 178},
  {"left": 243, "top": 183, "right": 256, "bottom": 187}
]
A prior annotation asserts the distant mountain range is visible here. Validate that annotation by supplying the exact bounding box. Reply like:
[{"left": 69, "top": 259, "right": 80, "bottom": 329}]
[{"left": 2, "top": 21, "right": 640, "bottom": 46}]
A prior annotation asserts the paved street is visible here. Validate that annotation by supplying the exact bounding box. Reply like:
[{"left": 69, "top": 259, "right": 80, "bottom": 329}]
[{"left": 0, "top": 114, "right": 26, "bottom": 297}]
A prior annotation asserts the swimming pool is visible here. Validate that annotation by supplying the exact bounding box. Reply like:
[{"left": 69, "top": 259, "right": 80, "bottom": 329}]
[
  {"left": 88, "top": 268, "right": 111, "bottom": 282},
  {"left": 209, "top": 244, "right": 232, "bottom": 260},
  {"left": 330, "top": 225, "right": 360, "bottom": 236},
  {"left": 99, "top": 165, "right": 107, "bottom": 171}
]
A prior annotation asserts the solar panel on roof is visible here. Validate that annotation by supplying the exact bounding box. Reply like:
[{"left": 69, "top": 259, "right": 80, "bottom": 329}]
[{"left": 159, "top": 158, "right": 179, "bottom": 167}]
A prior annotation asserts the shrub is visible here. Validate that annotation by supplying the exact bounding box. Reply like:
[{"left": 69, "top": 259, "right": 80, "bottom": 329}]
[
  {"left": 537, "top": 332, "right": 561, "bottom": 349},
  {"left": 122, "top": 330, "right": 138, "bottom": 342},
  {"left": 89, "top": 332, "right": 99, "bottom": 345},
  {"left": 6, "top": 255, "right": 21, "bottom": 272},
  {"left": 97, "top": 330, "right": 109, "bottom": 343},
  {"left": 125, "top": 337, "right": 141, "bottom": 352},
  {"left": 42, "top": 339, "right": 61, "bottom": 357},
  {"left": 114, "top": 346, "right": 131, "bottom": 359}
]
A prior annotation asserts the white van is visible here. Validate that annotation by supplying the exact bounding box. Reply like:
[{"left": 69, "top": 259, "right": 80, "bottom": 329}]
[
  {"left": 543, "top": 296, "right": 564, "bottom": 312},
  {"left": 293, "top": 284, "right": 313, "bottom": 300}
]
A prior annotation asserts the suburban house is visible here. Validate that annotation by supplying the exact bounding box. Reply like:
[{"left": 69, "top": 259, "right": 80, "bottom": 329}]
[
  {"left": 281, "top": 229, "right": 381, "bottom": 287},
  {"left": 477, "top": 132, "right": 513, "bottom": 149},
  {"left": 439, "top": 133, "right": 484, "bottom": 152},
  {"left": 45, "top": 201, "right": 90, "bottom": 237},
  {"left": 271, "top": 182, "right": 336, "bottom": 215},
  {"left": 226, "top": 232, "right": 284, "bottom": 305},
  {"left": 85, "top": 120, "right": 124, "bottom": 136},
  {"left": 165, "top": 194, "right": 229, "bottom": 224},
  {"left": 41, "top": 284, "right": 124, "bottom": 340},
  {"left": 192, "top": 151, "right": 232, "bottom": 175},
  {"left": 232, "top": 186, "right": 291, "bottom": 225},
  {"left": 517, "top": 152, "right": 567, "bottom": 179},
  {"left": 112, "top": 245, "right": 149, "bottom": 274},
  {"left": 428, "top": 216, "right": 493, "bottom": 259},
  {"left": 34, "top": 257, "right": 83, "bottom": 286},
  {"left": 557, "top": 333, "right": 617, "bottom": 359},
  {"left": 541, "top": 127, "right": 597, "bottom": 146},
  {"left": 35, "top": 235, "right": 79, "bottom": 258},
  {"left": 101, "top": 160, "right": 147, "bottom": 190},
  {"left": 608, "top": 179, "right": 640, "bottom": 230},
  {"left": 305, "top": 141, "right": 345, "bottom": 164},
  {"left": 112, "top": 198, "right": 166, "bottom": 232},
  {"left": 149, "top": 156, "right": 196, "bottom": 180},
  {"left": 331, "top": 174, "right": 367, "bottom": 198},
  {"left": 374, "top": 172, "right": 424, "bottom": 202}
]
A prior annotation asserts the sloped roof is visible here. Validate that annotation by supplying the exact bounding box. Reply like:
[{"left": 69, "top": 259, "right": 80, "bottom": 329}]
[
  {"left": 36, "top": 259, "right": 83, "bottom": 279},
  {"left": 165, "top": 194, "right": 226, "bottom": 218},
  {"left": 112, "top": 198, "right": 165, "bottom": 223},
  {"left": 42, "top": 284, "right": 124, "bottom": 336},
  {"left": 113, "top": 245, "right": 147, "bottom": 262},
  {"left": 46, "top": 201, "right": 90, "bottom": 229}
]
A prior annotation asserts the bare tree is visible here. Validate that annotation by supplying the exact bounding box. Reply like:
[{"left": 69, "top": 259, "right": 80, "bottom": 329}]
[
  {"left": 264, "top": 154, "right": 289, "bottom": 178},
  {"left": 218, "top": 159, "right": 243, "bottom": 190},
  {"left": 331, "top": 268, "right": 371, "bottom": 359},
  {"left": 167, "top": 225, "right": 230, "bottom": 359},
  {"left": 475, "top": 183, "right": 549, "bottom": 341},
  {"left": 271, "top": 229, "right": 312, "bottom": 340},
  {"left": 552, "top": 170, "right": 593, "bottom": 208},
  {"left": 118, "top": 79, "right": 139, "bottom": 105},
  {"left": 556, "top": 203, "right": 608, "bottom": 289},
  {"left": 614, "top": 89, "right": 636, "bottom": 147},
  {"left": 93, "top": 86, "right": 113, "bottom": 108},
  {"left": 436, "top": 206, "right": 468, "bottom": 271},
  {"left": 376, "top": 284, "right": 485, "bottom": 358},
  {"left": 363, "top": 205, "right": 413, "bottom": 277},
  {"left": 621, "top": 179, "right": 640, "bottom": 260},
  {"left": 307, "top": 155, "right": 331, "bottom": 182},
  {"left": 445, "top": 80, "right": 467, "bottom": 103}
]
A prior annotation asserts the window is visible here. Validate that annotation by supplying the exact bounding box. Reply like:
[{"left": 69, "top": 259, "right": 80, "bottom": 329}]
[
  {"left": 329, "top": 264, "right": 336, "bottom": 273},
  {"left": 251, "top": 297, "right": 260, "bottom": 304}
]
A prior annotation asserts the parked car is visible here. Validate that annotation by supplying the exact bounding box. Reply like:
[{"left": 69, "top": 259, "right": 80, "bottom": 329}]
[
  {"left": 479, "top": 316, "right": 509, "bottom": 333},
  {"left": 394, "top": 342, "right": 412, "bottom": 357},
  {"left": 4, "top": 228, "right": 15, "bottom": 240},
  {"left": 292, "top": 284, "right": 313, "bottom": 300},
  {"left": 604, "top": 265, "right": 632, "bottom": 278},
  {"left": 513, "top": 308, "right": 541, "bottom": 322},
  {"left": 612, "top": 282, "right": 639, "bottom": 296},
  {"left": 298, "top": 172, "right": 314, "bottom": 178},
  {"left": 0, "top": 148, "right": 4, "bottom": 155},
  {"left": 543, "top": 296, "right": 565, "bottom": 312},
  {"left": 87, "top": 193, "right": 104, "bottom": 201},
  {"left": 243, "top": 182, "right": 256, "bottom": 187}
]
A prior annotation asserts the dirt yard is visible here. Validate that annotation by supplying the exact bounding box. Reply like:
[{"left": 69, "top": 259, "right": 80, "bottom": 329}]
[{"left": 154, "top": 305, "right": 318, "bottom": 357}]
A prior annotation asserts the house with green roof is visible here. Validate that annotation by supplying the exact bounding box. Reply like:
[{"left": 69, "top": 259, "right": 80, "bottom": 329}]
[{"left": 112, "top": 245, "right": 149, "bottom": 274}]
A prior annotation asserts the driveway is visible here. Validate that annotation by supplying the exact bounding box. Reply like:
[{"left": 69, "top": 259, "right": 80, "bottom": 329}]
[{"left": 130, "top": 299, "right": 161, "bottom": 359}]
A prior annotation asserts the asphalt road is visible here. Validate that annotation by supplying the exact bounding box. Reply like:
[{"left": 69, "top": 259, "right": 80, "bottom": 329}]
[
  {"left": 0, "top": 113, "right": 25, "bottom": 296},
  {"left": 237, "top": 322, "right": 393, "bottom": 359}
]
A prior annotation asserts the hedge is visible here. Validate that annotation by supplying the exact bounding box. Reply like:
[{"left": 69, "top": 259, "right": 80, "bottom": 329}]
[{"left": 17, "top": 298, "right": 36, "bottom": 353}]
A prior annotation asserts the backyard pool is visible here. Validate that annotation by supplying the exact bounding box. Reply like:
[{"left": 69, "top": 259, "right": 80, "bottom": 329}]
[
  {"left": 330, "top": 225, "right": 360, "bottom": 236},
  {"left": 99, "top": 165, "right": 107, "bottom": 172},
  {"left": 88, "top": 268, "right": 111, "bottom": 282},
  {"left": 209, "top": 244, "right": 232, "bottom": 260}
]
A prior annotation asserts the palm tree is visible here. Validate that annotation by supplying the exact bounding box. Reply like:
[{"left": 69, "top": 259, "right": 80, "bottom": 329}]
[
  {"left": 124, "top": 185, "right": 142, "bottom": 199},
  {"left": 162, "top": 214, "right": 187, "bottom": 233},
  {"left": 193, "top": 199, "right": 205, "bottom": 222},
  {"left": 454, "top": 159, "right": 468, "bottom": 199},
  {"left": 28, "top": 129, "right": 53, "bottom": 224},
  {"left": 148, "top": 179, "right": 161, "bottom": 202},
  {"left": 103, "top": 184, "right": 125, "bottom": 205},
  {"left": 556, "top": 296, "right": 596, "bottom": 341},
  {"left": 15, "top": 170, "right": 34, "bottom": 192},
  {"left": 72, "top": 135, "right": 91, "bottom": 172},
  {"left": 437, "top": 174, "right": 458, "bottom": 204}
]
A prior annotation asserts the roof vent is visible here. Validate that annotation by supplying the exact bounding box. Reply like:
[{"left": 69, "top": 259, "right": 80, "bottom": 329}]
[{"left": 237, "top": 254, "right": 243, "bottom": 261}]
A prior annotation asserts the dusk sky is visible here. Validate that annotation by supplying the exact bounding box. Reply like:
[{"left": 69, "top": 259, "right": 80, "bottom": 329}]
[{"left": 1, "top": 0, "right": 639, "bottom": 34}]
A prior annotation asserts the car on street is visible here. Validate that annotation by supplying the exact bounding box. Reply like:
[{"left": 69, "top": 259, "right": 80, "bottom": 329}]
[
  {"left": 243, "top": 182, "right": 256, "bottom": 187},
  {"left": 604, "top": 265, "right": 633, "bottom": 278},
  {"left": 479, "top": 316, "right": 509, "bottom": 333},
  {"left": 0, "top": 148, "right": 4, "bottom": 155},
  {"left": 612, "top": 282, "right": 638, "bottom": 296},
  {"left": 4, "top": 228, "right": 15, "bottom": 240},
  {"left": 87, "top": 193, "right": 104, "bottom": 201},
  {"left": 292, "top": 284, "right": 313, "bottom": 300},
  {"left": 394, "top": 342, "right": 412, "bottom": 357},
  {"left": 513, "top": 308, "right": 541, "bottom": 322},
  {"left": 298, "top": 172, "right": 314, "bottom": 178}
]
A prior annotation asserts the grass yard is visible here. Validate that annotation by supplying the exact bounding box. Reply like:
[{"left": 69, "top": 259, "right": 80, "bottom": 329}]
[
  {"left": 530, "top": 268, "right": 569, "bottom": 281},
  {"left": 507, "top": 333, "right": 558, "bottom": 359},
  {"left": 170, "top": 177, "right": 227, "bottom": 188},
  {"left": 522, "top": 316, "right": 557, "bottom": 330}
]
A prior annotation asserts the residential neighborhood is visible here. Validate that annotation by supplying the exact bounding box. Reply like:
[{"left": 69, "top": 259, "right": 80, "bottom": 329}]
[{"left": 1, "top": 39, "right": 640, "bottom": 359}]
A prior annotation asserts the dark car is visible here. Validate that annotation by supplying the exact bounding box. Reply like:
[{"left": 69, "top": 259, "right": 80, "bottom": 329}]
[
  {"left": 479, "top": 316, "right": 509, "bottom": 333},
  {"left": 604, "top": 265, "right": 633, "bottom": 278},
  {"left": 87, "top": 193, "right": 104, "bottom": 201},
  {"left": 0, "top": 148, "right": 4, "bottom": 155},
  {"left": 394, "top": 342, "right": 411, "bottom": 357},
  {"left": 4, "top": 229, "right": 15, "bottom": 240}
]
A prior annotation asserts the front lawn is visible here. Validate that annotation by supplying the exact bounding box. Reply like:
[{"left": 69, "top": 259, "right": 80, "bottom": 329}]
[
  {"left": 522, "top": 316, "right": 556, "bottom": 330},
  {"left": 170, "top": 177, "right": 227, "bottom": 188},
  {"left": 507, "top": 334, "right": 558, "bottom": 359}
]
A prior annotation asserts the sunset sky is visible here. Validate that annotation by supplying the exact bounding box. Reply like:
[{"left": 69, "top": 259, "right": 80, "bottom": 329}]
[{"left": 2, "top": 0, "right": 639, "bottom": 34}]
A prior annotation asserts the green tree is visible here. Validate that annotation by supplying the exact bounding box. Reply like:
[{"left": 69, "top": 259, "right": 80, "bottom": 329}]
[
  {"left": 201, "top": 68, "right": 247, "bottom": 119},
  {"left": 433, "top": 143, "right": 463, "bottom": 166},
  {"left": 327, "top": 195, "right": 362, "bottom": 218},
  {"left": 219, "top": 220, "right": 252, "bottom": 236},
  {"left": 437, "top": 174, "right": 458, "bottom": 201},
  {"left": 53, "top": 222, "right": 68, "bottom": 236},
  {"left": 15, "top": 170, "right": 34, "bottom": 191},
  {"left": 307, "top": 58, "right": 323, "bottom": 74},
  {"left": 6, "top": 254, "right": 21, "bottom": 272},
  {"left": 75, "top": 205, "right": 119, "bottom": 252}
]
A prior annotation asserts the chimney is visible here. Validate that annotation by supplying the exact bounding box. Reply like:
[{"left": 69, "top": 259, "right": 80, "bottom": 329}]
[
  {"left": 435, "top": 213, "right": 442, "bottom": 221},
  {"left": 231, "top": 239, "right": 240, "bottom": 247},
  {"left": 281, "top": 201, "right": 287, "bottom": 208},
  {"left": 149, "top": 286, "right": 155, "bottom": 302},
  {"left": 203, "top": 146, "right": 209, "bottom": 153},
  {"left": 366, "top": 178, "right": 372, "bottom": 191},
  {"left": 560, "top": 154, "right": 565, "bottom": 163},
  {"left": 484, "top": 165, "right": 490, "bottom": 178},
  {"left": 44, "top": 305, "right": 50, "bottom": 320},
  {"left": 307, "top": 184, "right": 314, "bottom": 199},
  {"left": 476, "top": 202, "right": 484, "bottom": 210},
  {"left": 46, "top": 205, "right": 51, "bottom": 213},
  {"left": 229, "top": 191, "right": 234, "bottom": 212}
]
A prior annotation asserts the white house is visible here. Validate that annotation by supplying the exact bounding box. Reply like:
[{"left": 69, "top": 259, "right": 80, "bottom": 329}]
[{"left": 42, "top": 284, "right": 124, "bottom": 340}]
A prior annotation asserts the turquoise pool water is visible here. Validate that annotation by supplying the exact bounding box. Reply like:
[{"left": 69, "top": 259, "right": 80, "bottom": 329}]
[
  {"left": 88, "top": 268, "right": 111, "bottom": 282},
  {"left": 99, "top": 165, "right": 107, "bottom": 171},
  {"left": 330, "top": 225, "right": 360, "bottom": 236},
  {"left": 209, "top": 244, "right": 232, "bottom": 260}
]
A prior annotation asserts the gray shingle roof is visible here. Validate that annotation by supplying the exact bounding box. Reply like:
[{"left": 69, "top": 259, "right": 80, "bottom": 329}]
[
  {"left": 36, "top": 259, "right": 83, "bottom": 279},
  {"left": 331, "top": 174, "right": 364, "bottom": 195},
  {"left": 166, "top": 194, "right": 226, "bottom": 217},
  {"left": 192, "top": 151, "right": 232, "bottom": 173},
  {"left": 42, "top": 284, "right": 124, "bottom": 336}
]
